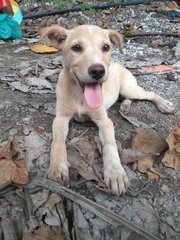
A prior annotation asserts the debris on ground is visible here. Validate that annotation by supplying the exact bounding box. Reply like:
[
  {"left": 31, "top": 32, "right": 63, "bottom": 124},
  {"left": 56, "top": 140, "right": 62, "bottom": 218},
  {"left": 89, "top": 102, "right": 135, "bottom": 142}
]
[{"left": 0, "top": 1, "right": 179, "bottom": 240}]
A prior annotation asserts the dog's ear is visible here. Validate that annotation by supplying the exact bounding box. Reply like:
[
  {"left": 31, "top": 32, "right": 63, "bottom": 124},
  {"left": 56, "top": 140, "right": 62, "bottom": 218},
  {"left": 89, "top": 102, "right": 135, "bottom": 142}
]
[
  {"left": 40, "top": 25, "right": 69, "bottom": 50},
  {"left": 106, "top": 30, "right": 123, "bottom": 54}
]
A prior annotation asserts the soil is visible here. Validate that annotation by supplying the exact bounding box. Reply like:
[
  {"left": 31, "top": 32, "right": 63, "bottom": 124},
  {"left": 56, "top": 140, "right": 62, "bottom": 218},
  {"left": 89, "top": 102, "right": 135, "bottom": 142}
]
[{"left": 0, "top": 1, "right": 179, "bottom": 240}]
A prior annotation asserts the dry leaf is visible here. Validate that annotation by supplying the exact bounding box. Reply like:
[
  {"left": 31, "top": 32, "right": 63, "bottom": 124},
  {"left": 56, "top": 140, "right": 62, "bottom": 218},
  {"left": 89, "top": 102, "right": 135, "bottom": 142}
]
[
  {"left": 0, "top": 138, "right": 29, "bottom": 190},
  {"left": 30, "top": 44, "right": 58, "bottom": 54},
  {"left": 22, "top": 224, "right": 64, "bottom": 240},
  {"left": 132, "top": 128, "right": 167, "bottom": 179},
  {"left": 68, "top": 137, "right": 104, "bottom": 186},
  {"left": 0, "top": 160, "right": 14, "bottom": 189},
  {"left": 44, "top": 193, "right": 62, "bottom": 208},
  {"left": 123, "top": 23, "right": 134, "bottom": 31},
  {"left": 132, "top": 129, "right": 167, "bottom": 153},
  {"left": 162, "top": 124, "right": 180, "bottom": 170},
  {"left": 0, "top": 138, "right": 22, "bottom": 160},
  {"left": 91, "top": 135, "right": 102, "bottom": 155},
  {"left": 73, "top": 160, "right": 99, "bottom": 181},
  {"left": 162, "top": 7, "right": 178, "bottom": 11},
  {"left": 68, "top": 137, "right": 97, "bottom": 180},
  {"left": 147, "top": 167, "right": 168, "bottom": 180},
  {"left": 138, "top": 65, "right": 176, "bottom": 74},
  {"left": 171, "top": 19, "right": 180, "bottom": 23},
  {"left": 0, "top": 141, "right": 12, "bottom": 159},
  {"left": 69, "top": 136, "right": 100, "bottom": 164},
  {"left": 120, "top": 148, "right": 159, "bottom": 164},
  {"left": 12, "top": 159, "right": 29, "bottom": 184}
]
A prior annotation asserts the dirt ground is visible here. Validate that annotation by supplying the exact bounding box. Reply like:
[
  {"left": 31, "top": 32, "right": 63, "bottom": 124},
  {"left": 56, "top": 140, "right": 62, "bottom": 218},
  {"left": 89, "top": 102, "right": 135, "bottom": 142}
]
[{"left": 0, "top": 1, "right": 180, "bottom": 240}]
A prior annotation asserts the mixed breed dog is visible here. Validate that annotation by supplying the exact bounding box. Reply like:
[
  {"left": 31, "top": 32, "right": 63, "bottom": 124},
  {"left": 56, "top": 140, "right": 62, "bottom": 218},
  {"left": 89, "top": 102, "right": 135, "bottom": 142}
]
[{"left": 41, "top": 24, "right": 174, "bottom": 195}]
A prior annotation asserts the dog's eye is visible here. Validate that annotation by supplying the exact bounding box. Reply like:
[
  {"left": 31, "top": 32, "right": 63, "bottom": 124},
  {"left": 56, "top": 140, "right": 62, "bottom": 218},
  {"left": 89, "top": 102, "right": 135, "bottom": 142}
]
[
  {"left": 71, "top": 44, "right": 82, "bottom": 52},
  {"left": 102, "top": 44, "right": 110, "bottom": 52}
]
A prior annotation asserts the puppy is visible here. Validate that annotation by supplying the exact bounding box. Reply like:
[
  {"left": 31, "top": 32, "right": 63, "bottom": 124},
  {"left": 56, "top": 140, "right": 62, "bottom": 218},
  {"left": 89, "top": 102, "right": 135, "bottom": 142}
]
[{"left": 41, "top": 25, "right": 174, "bottom": 195}]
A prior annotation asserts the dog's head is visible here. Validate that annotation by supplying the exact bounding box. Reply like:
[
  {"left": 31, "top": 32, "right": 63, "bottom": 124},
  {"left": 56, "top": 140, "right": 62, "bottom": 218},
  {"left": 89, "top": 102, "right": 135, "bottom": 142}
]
[{"left": 40, "top": 25, "right": 123, "bottom": 109}]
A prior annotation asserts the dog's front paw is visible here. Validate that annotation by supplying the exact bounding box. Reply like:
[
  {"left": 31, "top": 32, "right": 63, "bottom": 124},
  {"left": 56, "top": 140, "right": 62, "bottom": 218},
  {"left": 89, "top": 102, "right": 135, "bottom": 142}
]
[
  {"left": 46, "top": 160, "right": 70, "bottom": 183},
  {"left": 104, "top": 164, "right": 129, "bottom": 195},
  {"left": 157, "top": 100, "right": 174, "bottom": 113}
]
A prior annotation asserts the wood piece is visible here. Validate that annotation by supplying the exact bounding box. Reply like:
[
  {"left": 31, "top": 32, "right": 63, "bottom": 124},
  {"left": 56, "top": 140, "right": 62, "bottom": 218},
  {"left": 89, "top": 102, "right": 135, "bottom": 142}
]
[
  {"left": 25, "top": 177, "right": 160, "bottom": 240},
  {"left": 24, "top": 189, "right": 39, "bottom": 230},
  {"left": 73, "top": 203, "right": 93, "bottom": 240},
  {"left": 56, "top": 200, "right": 71, "bottom": 240},
  {"left": 1, "top": 218, "right": 18, "bottom": 240}
]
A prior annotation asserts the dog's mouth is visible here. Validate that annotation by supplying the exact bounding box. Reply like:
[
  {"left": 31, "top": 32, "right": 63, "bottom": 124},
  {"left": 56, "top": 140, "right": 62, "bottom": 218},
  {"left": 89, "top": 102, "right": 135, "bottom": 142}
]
[{"left": 74, "top": 73, "right": 103, "bottom": 109}]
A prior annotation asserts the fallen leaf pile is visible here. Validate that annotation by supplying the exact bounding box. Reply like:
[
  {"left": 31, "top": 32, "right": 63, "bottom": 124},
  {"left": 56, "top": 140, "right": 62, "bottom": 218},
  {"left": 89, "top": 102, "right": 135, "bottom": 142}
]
[
  {"left": 67, "top": 125, "right": 180, "bottom": 184},
  {"left": 0, "top": 138, "right": 29, "bottom": 190},
  {"left": 162, "top": 124, "right": 180, "bottom": 170},
  {"left": 132, "top": 125, "right": 180, "bottom": 179}
]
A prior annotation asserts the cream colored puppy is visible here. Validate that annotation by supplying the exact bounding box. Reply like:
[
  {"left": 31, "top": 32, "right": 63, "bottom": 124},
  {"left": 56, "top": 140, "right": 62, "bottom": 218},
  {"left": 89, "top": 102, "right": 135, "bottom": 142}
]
[{"left": 41, "top": 25, "right": 174, "bottom": 195}]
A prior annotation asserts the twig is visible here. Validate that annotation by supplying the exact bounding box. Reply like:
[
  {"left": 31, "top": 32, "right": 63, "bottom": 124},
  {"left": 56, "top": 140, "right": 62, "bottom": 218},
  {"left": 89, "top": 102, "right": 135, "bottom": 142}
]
[
  {"left": 78, "top": 127, "right": 89, "bottom": 138},
  {"left": 25, "top": 177, "right": 160, "bottom": 240},
  {"left": 119, "top": 111, "right": 154, "bottom": 128},
  {"left": 128, "top": 182, "right": 151, "bottom": 197},
  {"left": 56, "top": 199, "right": 71, "bottom": 240},
  {"left": 92, "top": 163, "right": 106, "bottom": 185},
  {"left": 0, "top": 186, "right": 16, "bottom": 197},
  {"left": 23, "top": 1, "right": 150, "bottom": 20},
  {"left": 24, "top": 189, "right": 34, "bottom": 217},
  {"left": 24, "top": 188, "right": 39, "bottom": 230},
  {"left": 126, "top": 32, "right": 180, "bottom": 38}
]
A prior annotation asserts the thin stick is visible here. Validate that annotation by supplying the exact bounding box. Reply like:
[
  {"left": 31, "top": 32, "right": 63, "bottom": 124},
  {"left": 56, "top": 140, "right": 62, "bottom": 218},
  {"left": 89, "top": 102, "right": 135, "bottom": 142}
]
[
  {"left": 23, "top": 1, "right": 148, "bottom": 20},
  {"left": 127, "top": 32, "right": 180, "bottom": 38}
]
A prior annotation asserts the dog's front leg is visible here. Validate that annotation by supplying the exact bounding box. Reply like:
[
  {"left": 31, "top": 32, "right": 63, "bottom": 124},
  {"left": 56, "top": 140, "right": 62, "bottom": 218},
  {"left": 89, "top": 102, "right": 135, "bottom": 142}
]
[
  {"left": 47, "top": 115, "right": 71, "bottom": 183},
  {"left": 93, "top": 114, "right": 129, "bottom": 195}
]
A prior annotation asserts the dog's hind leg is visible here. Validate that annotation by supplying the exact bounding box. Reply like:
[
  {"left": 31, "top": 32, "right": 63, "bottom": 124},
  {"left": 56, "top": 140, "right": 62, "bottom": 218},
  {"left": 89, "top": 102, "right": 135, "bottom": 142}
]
[{"left": 120, "top": 84, "right": 174, "bottom": 114}]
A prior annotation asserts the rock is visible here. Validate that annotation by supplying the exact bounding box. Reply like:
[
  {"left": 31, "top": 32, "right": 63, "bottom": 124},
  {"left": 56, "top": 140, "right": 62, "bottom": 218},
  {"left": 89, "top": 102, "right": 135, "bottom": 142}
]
[
  {"left": 24, "top": 130, "right": 49, "bottom": 170},
  {"left": 120, "top": 198, "right": 159, "bottom": 235},
  {"left": 9, "top": 77, "right": 54, "bottom": 94},
  {"left": 9, "top": 128, "right": 18, "bottom": 136},
  {"left": 22, "top": 116, "right": 32, "bottom": 124},
  {"left": 124, "top": 165, "right": 138, "bottom": 181}
]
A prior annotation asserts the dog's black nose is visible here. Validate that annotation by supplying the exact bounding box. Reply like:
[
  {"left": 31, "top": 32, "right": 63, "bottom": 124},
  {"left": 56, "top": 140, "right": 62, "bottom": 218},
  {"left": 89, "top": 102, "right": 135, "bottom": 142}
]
[{"left": 88, "top": 64, "right": 105, "bottom": 80}]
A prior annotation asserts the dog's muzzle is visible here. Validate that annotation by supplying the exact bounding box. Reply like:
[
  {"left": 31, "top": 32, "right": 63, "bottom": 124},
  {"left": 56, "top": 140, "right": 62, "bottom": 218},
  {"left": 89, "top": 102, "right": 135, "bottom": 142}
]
[{"left": 88, "top": 64, "right": 105, "bottom": 80}]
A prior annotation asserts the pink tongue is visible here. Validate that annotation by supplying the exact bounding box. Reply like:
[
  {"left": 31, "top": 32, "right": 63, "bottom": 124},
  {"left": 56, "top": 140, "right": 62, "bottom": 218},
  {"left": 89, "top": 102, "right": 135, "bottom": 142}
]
[{"left": 84, "top": 83, "right": 103, "bottom": 109}]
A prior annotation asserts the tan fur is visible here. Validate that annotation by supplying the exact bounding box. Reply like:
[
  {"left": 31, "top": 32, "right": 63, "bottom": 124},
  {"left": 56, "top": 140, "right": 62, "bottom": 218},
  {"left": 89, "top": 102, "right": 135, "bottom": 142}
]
[{"left": 41, "top": 25, "right": 174, "bottom": 195}]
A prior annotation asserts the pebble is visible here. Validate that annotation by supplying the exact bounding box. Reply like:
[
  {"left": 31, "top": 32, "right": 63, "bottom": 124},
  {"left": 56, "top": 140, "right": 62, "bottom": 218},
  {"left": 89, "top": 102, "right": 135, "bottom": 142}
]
[
  {"left": 22, "top": 116, "right": 32, "bottom": 124},
  {"left": 9, "top": 128, "right": 18, "bottom": 136}
]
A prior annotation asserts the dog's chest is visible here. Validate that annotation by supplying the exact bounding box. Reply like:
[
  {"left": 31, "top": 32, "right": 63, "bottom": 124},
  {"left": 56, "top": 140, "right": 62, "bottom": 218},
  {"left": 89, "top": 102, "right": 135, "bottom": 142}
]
[
  {"left": 75, "top": 101, "right": 89, "bottom": 115},
  {"left": 73, "top": 103, "right": 91, "bottom": 123}
]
